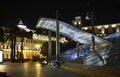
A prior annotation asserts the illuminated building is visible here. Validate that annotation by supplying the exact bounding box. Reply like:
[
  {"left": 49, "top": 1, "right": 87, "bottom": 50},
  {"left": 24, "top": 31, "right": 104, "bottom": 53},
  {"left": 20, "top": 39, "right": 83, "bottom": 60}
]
[
  {"left": 36, "top": 17, "right": 112, "bottom": 66},
  {"left": 72, "top": 16, "right": 120, "bottom": 37},
  {"left": 0, "top": 20, "right": 68, "bottom": 61},
  {"left": 72, "top": 16, "right": 82, "bottom": 27},
  {"left": 81, "top": 24, "right": 120, "bottom": 37}
]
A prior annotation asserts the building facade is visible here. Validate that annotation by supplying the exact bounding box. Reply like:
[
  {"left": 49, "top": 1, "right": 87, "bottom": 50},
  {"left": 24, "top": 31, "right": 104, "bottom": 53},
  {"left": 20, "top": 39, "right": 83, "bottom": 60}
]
[
  {"left": 0, "top": 33, "right": 45, "bottom": 61},
  {"left": 0, "top": 21, "right": 68, "bottom": 61},
  {"left": 72, "top": 16, "right": 120, "bottom": 37}
]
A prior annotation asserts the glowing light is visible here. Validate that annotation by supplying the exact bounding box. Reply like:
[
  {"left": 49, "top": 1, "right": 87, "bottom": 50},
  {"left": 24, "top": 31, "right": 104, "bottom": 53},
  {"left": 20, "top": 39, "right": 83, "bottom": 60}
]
[
  {"left": 102, "top": 28, "right": 105, "bottom": 34},
  {"left": 84, "top": 27, "right": 88, "bottom": 30},
  {"left": 24, "top": 47, "right": 28, "bottom": 50},
  {"left": 104, "top": 25, "right": 109, "bottom": 28},
  {"left": 116, "top": 28, "right": 119, "bottom": 32},
  {"left": 17, "top": 25, "right": 27, "bottom": 29},
  {"left": 17, "top": 20, "right": 36, "bottom": 32},
  {"left": 0, "top": 50, "right": 3, "bottom": 62},
  {"left": 86, "top": 16, "right": 90, "bottom": 20},
  {"left": 78, "top": 21, "right": 81, "bottom": 25},
  {"left": 18, "top": 45, "right": 21, "bottom": 50},
  {"left": 33, "top": 33, "right": 68, "bottom": 43},
  {"left": 111, "top": 24, "right": 116, "bottom": 28},
  {"left": 60, "top": 37, "right": 68, "bottom": 44},
  {"left": 74, "top": 22, "right": 77, "bottom": 25},
  {"left": 76, "top": 16, "right": 81, "bottom": 19},
  {"left": 97, "top": 26, "right": 101, "bottom": 29}
]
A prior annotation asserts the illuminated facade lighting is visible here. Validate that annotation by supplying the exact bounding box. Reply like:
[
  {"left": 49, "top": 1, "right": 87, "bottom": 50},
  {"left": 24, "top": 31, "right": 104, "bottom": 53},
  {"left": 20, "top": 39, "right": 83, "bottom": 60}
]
[
  {"left": 1, "top": 20, "right": 56, "bottom": 60},
  {"left": 111, "top": 24, "right": 116, "bottom": 28},
  {"left": 86, "top": 12, "right": 90, "bottom": 20},
  {"left": 32, "top": 33, "right": 68, "bottom": 43},
  {"left": 104, "top": 25, "right": 109, "bottom": 28},
  {"left": 74, "top": 22, "right": 77, "bottom": 25},
  {"left": 116, "top": 28, "right": 120, "bottom": 32},
  {"left": 84, "top": 27, "right": 88, "bottom": 30},
  {"left": 97, "top": 26, "right": 101, "bottom": 29},
  {"left": 72, "top": 16, "right": 82, "bottom": 26},
  {"left": 101, "top": 28, "right": 105, "bottom": 34},
  {"left": 78, "top": 21, "right": 81, "bottom": 25},
  {"left": 17, "top": 20, "right": 36, "bottom": 32},
  {"left": 77, "top": 23, "right": 120, "bottom": 37},
  {"left": 86, "top": 16, "right": 90, "bottom": 20},
  {"left": 72, "top": 15, "right": 120, "bottom": 37}
]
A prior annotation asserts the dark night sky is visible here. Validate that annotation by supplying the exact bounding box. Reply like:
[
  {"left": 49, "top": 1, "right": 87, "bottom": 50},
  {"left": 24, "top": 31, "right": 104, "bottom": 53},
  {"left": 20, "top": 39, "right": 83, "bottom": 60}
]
[{"left": 0, "top": 0, "right": 120, "bottom": 28}]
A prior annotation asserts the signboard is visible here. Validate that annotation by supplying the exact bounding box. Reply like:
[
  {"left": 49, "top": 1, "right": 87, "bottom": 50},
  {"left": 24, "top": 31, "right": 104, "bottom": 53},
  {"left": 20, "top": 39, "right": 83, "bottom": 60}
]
[{"left": 0, "top": 50, "right": 3, "bottom": 63}]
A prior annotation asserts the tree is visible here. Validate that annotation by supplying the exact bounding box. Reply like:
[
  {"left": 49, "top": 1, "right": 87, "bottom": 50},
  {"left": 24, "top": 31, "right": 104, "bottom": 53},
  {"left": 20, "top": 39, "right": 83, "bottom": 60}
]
[
  {"left": 16, "top": 28, "right": 33, "bottom": 39},
  {"left": 9, "top": 27, "right": 18, "bottom": 62},
  {"left": 0, "top": 27, "right": 9, "bottom": 42},
  {"left": 40, "top": 42, "right": 48, "bottom": 56},
  {"left": 25, "top": 31, "right": 33, "bottom": 39}
]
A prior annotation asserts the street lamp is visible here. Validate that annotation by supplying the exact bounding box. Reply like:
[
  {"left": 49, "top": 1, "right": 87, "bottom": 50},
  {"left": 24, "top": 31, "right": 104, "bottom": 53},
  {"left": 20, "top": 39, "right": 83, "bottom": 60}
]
[
  {"left": 56, "top": 10, "right": 60, "bottom": 66},
  {"left": 90, "top": 11, "right": 95, "bottom": 50},
  {"left": 89, "top": 11, "right": 106, "bottom": 64}
]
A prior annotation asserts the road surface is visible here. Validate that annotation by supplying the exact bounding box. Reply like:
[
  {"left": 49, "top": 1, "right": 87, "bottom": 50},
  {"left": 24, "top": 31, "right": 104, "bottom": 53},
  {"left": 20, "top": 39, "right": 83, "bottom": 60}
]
[{"left": 0, "top": 62, "right": 86, "bottom": 77}]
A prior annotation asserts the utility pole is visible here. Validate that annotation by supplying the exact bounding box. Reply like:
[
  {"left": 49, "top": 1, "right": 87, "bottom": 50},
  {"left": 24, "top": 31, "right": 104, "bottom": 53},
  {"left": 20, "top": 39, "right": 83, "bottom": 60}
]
[
  {"left": 90, "top": 11, "right": 95, "bottom": 50},
  {"left": 21, "top": 36, "right": 24, "bottom": 63},
  {"left": 10, "top": 33, "right": 14, "bottom": 62},
  {"left": 48, "top": 30, "right": 52, "bottom": 63},
  {"left": 56, "top": 10, "right": 60, "bottom": 66},
  {"left": 13, "top": 31, "right": 16, "bottom": 62},
  {"left": 76, "top": 41, "right": 79, "bottom": 58},
  {"left": 90, "top": 11, "right": 105, "bottom": 65}
]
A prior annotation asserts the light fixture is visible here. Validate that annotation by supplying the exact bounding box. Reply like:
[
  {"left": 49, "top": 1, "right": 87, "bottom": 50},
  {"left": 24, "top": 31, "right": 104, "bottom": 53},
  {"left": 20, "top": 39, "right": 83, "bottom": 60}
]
[
  {"left": 74, "top": 22, "right": 77, "bottom": 25},
  {"left": 78, "top": 21, "right": 81, "bottom": 25}
]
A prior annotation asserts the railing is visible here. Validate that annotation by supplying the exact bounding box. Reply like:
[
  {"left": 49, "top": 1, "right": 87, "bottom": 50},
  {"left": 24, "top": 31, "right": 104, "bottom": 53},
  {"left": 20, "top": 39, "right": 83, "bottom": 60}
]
[{"left": 82, "top": 44, "right": 112, "bottom": 66}]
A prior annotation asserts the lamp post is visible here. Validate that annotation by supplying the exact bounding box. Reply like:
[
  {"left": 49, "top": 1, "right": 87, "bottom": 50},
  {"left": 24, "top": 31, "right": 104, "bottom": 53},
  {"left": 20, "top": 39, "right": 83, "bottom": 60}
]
[
  {"left": 48, "top": 30, "right": 52, "bottom": 63},
  {"left": 76, "top": 41, "right": 79, "bottom": 58},
  {"left": 90, "top": 11, "right": 95, "bottom": 51},
  {"left": 21, "top": 35, "right": 24, "bottom": 63},
  {"left": 89, "top": 11, "right": 106, "bottom": 65},
  {"left": 56, "top": 10, "right": 60, "bottom": 66}
]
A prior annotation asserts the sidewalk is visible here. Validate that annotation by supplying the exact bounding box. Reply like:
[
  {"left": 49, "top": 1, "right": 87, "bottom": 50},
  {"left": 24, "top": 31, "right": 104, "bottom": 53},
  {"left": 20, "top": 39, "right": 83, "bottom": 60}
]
[{"left": 61, "top": 63, "right": 120, "bottom": 77}]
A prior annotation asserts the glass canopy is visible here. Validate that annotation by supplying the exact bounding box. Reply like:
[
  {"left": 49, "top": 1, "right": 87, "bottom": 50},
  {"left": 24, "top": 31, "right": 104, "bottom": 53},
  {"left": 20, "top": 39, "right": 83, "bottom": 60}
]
[{"left": 36, "top": 18, "right": 110, "bottom": 46}]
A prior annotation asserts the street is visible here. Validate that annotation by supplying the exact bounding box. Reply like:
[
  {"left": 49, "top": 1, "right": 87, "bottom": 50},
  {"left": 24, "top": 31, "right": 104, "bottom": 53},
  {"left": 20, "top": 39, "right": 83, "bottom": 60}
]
[{"left": 0, "top": 62, "right": 86, "bottom": 77}]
